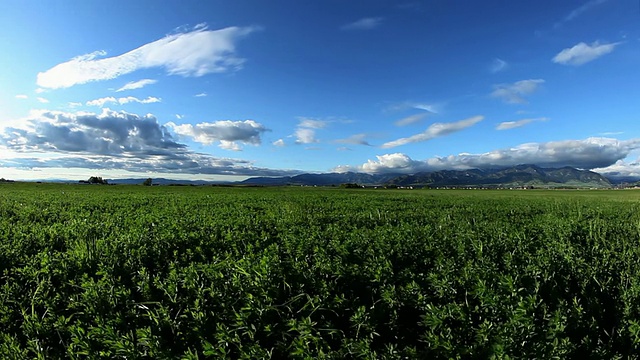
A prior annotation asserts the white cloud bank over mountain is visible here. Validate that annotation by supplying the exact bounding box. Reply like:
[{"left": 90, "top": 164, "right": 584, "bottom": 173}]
[{"left": 336, "top": 137, "right": 640, "bottom": 174}]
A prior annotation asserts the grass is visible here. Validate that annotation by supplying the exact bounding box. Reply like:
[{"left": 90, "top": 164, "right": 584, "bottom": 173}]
[{"left": 1, "top": 183, "right": 640, "bottom": 358}]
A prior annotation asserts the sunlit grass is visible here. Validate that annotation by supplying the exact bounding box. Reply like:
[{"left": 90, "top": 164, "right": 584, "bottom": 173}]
[{"left": 1, "top": 183, "right": 640, "bottom": 357}]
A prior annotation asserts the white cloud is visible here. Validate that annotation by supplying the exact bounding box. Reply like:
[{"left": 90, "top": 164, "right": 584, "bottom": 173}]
[
  {"left": 68, "top": 102, "right": 83, "bottom": 108},
  {"left": 394, "top": 113, "right": 427, "bottom": 126},
  {"left": 388, "top": 101, "right": 439, "bottom": 113},
  {"left": 118, "top": 96, "right": 161, "bottom": 104},
  {"left": 593, "top": 158, "right": 640, "bottom": 179},
  {"left": 293, "top": 117, "right": 329, "bottom": 144},
  {"left": 338, "top": 137, "right": 640, "bottom": 174},
  {"left": 491, "top": 79, "right": 544, "bottom": 104},
  {"left": 413, "top": 104, "right": 438, "bottom": 113},
  {"left": 598, "top": 131, "right": 623, "bottom": 136},
  {"left": 273, "top": 139, "right": 285, "bottom": 147},
  {"left": 490, "top": 58, "right": 508, "bottom": 73},
  {"left": 37, "top": 25, "right": 257, "bottom": 89},
  {"left": 169, "top": 120, "right": 268, "bottom": 150},
  {"left": 195, "top": 93, "right": 207, "bottom": 97},
  {"left": 338, "top": 153, "right": 420, "bottom": 173},
  {"left": 194, "top": 23, "right": 208, "bottom": 31},
  {"left": 116, "top": 79, "right": 157, "bottom": 92},
  {"left": 341, "top": 17, "right": 383, "bottom": 30},
  {"left": 334, "top": 133, "right": 371, "bottom": 146},
  {"left": 562, "top": 0, "right": 608, "bottom": 23},
  {"left": 175, "top": 114, "right": 184, "bottom": 119},
  {"left": 15, "top": 94, "right": 28, "bottom": 99},
  {"left": 0, "top": 108, "right": 185, "bottom": 156},
  {"left": 552, "top": 41, "right": 620, "bottom": 66},
  {"left": 294, "top": 128, "right": 318, "bottom": 144},
  {"left": 0, "top": 109, "right": 291, "bottom": 177},
  {"left": 86, "top": 97, "right": 117, "bottom": 107},
  {"left": 37, "top": 97, "right": 49, "bottom": 103},
  {"left": 86, "top": 96, "right": 161, "bottom": 107},
  {"left": 382, "top": 115, "right": 483, "bottom": 148},
  {"left": 297, "top": 117, "right": 328, "bottom": 129},
  {"left": 496, "top": 117, "right": 549, "bottom": 130},
  {"left": 219, "top": 140, "right": 242, "bottom": 151}
]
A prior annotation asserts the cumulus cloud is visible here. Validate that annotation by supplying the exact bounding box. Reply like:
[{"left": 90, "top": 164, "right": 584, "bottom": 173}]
[
  {"left": 37, "top": 25, "right": 257, "bottom": 89},
  {"left": 37, "top": 97, "right": 49, "bottom": 103},
  {"left": 382, "top": 115, "right": 483, "bottom": 149},
  {"left": 395, "top": 113, "right": 427, "bottom": 126},
  {"left": 334, "top": 133, "right": 371, "bottom": 146},
  {"left": 294, "top": 128, "right": 318, "bottom": 144},
  {"left": 86, "top": 96, "right": 161, "bottom": 107},
  {"left": 496, "top": 117, "right": 549, "bottom": 130},
  {"left": 168, "top": 120, "right": 268, "bottom": 150},
  {"left": 0, "top": 109, "right": 184, "bottom": 156},
  {"left": 337, "top": 137, "right": 640, "bottom": 174},
  {"left": 68, "top": 102, "right": 83, "bottom": 108},
  {"left": 116, "top": 79, "right": 157, "bottom": 92},
  {"left": 0, "top": 109, "right": 293, "bottom": 177},
  {"left": 15, "top": 94, "right": 28, "bottom": 99},
  {"left": 293, "top": 118, "right": 329, "bottom": 144},
  {"left": 335, "top": 153, "right": 422, "bottom": 173},
  {"left": 195, "top": 93, "right": 207, "bottom": 97},
  {"left": 0, "top": 153, "right": 296, "bottom": 177},
  {"left": 341, "top": 17, "right": 383, "bottom": 30},
  {"left": 552, "top": 41, "right": 620, "bottom": 66},
  {"left": 219, "top": 140, "right": 242, "bottom": 151},
  {"left": 593, "top": 158, "right": 640, "bottom": 179},
  {"left": 491, "top": 79, "right": 544, "bottom": 104}
]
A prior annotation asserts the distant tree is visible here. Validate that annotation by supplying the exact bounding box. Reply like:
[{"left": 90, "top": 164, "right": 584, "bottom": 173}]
[
  {"left": 340, "top": 183, "right": 362, "bottom": 189},
  {"left": 88, "top": 176, "right": 108, "bottom": 185},
  {"left": 143, "top": 178, "right": 153, "bottom": 186}
]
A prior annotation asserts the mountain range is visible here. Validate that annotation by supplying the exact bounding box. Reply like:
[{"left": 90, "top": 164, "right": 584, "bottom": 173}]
[
  {"left": 240, "top": 165, "right": 613, "bottom": 188},
  {"left": 34, "top": 164, "right": 627, "bottom": 188}
]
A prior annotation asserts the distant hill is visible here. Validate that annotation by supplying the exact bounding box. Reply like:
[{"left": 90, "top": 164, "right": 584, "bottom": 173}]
[
  {"left": 34, "top": 165, "right": 615, "bottom": 188},
  {"left": 240, "top": 172, "right": 401, "bottom": 186},
  {"left": 108, "top": 178, "right": 232, "bottom": 186},
  {"left": 387, "top": 165, "right": 611, "bottom": 188},
  {"left": 603, "top": 175, "right": 640, "bottom": 185},
  {"left": 241, "top": 165, "right": 612, "bottom": 188}
]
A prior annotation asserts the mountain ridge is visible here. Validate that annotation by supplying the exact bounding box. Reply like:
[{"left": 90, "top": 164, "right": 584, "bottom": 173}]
[
  {"left": 29, "top": 164, "right": 619, "bottom": 187},
  {"left": 240, "top": 164, "right": 612, "bottom": 188}
]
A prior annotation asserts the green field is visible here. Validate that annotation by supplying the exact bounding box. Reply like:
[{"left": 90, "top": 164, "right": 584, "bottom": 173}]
[{"left": 2, "top": 183, "right": 640, "bottom": 358}]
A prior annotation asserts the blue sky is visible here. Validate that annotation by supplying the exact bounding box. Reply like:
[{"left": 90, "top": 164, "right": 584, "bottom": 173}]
[{"left": 1, "top": 0, "right": 639, "bottom": 180}]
